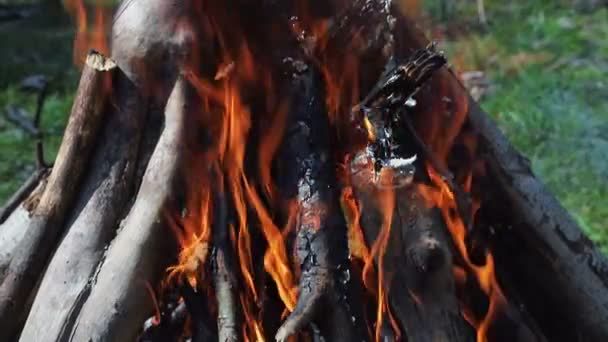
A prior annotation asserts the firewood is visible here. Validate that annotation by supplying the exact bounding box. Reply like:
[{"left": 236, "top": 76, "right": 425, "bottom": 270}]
[
  {"left": 0, "top": 176, "right": 48, "bottom": 282},
  {"left": 348, "top": 140, "right": 475, "bottom": 342},
  {"left": 274, "top": 65, "right": 355, "bottom": 342},
  {"left": 180, "top": 283, "right": 217, "bottom": 342},
  {"left": 212, "top": 183, "right": 240, "bottom": 342},
  {"left": 389, "top": 7, "right": 608, "bottom": 340},
  {"left": 19, "top": 69, "right": 146, "bottom": 342},
  {"left": 68, "top": 76, "right": 188, "bottom": 341},
  {"left": 0, "top": 51, "right": 115, "bottom": 339}
]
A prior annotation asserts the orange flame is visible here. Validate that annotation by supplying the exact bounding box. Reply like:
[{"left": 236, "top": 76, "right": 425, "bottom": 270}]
[
  {"left": 65, "top": 0, "right": 109, "bottom": 66},
  {"left": 421, "top": 165, "right": 506, "bottom": 342}
]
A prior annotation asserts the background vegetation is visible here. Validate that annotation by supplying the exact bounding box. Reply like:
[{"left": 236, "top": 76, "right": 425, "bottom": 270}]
[{"left": 0, "top": 0, "right": 606, "bottom": 250}]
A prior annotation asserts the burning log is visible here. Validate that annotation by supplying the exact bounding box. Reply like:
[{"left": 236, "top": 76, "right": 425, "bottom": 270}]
[
  {"left": 68, "top": 76, "right": 188, "bottom": 341},
  {"left": 274, "top": 63, "right": 356, "bottom": 342},
  {"left": 19, "top": 69, "right": 146, "bottom": 341},
  {"left": 346, "top": 58, "right": 475, "bottom": 340},
  {"left": 0, "top": 51, "right": 114, "bottom": 340}
]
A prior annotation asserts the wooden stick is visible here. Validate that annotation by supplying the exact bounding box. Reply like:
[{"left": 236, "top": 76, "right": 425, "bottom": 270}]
[
  {"left": 19, "top": 70, "right": 147, "bottom": 342},
  {"left": 68, "top": 76, "right": 188, "bottom": 342},
  {"left": 0, "top": 51, "right": 114, "bottom": 339},
  {"left": 275, "top": 66, "right": 355, "bottom": 342}
]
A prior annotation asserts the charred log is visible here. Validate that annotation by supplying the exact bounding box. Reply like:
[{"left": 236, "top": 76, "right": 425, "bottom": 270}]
[{"left": 274, "top": 65, "right": 356, "bottom": 342}]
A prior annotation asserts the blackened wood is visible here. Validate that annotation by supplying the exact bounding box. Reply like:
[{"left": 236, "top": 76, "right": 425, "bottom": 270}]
[
  {"left": 140, "top": 302, "right": 187, "bottom": 342},
  {"left": 181, "top": 283, "right": 217, "bottom": 342},
  {"left": 275, "top": 66, "right": 356, "bottom": 342},
  {"left": 69, "top": 76, "right": 188, "bottom": 342},
  {"left": 0, "top": 51, "right": 114, "bottom": 340},
  {"left": 390, "top": 8, "right": 608, "bottom": 339},
  {"left": 20, "top": 68, "right": 147, "bottom": 342},
  {"left": 350, "top": 174, "right": 475, "bottom": 341}
]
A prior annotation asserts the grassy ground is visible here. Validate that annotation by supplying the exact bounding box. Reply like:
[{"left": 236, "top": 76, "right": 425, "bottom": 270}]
[
  {"left": 0, "top": 1, "right": 606, "bottom": 251},
  {"left": 428, "top": 0, "right": 608, "bottom": 251}
]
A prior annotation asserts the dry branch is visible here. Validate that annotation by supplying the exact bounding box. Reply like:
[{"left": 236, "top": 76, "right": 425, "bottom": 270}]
[
  {"left": 0, "top": 51, "right": 115, "bottom": 339},
  {"left": 19, "top": 69, "right": 146, "bottom": 342},
  {"left": 68, "top": 76, "right": 188, "bottom": 341}
]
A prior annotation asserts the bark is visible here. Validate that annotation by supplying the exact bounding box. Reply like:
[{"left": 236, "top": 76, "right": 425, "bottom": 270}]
[
  {"left": 68, "top": 76, "right": 188, "bottom": 342},
  {"left": 19, "top": 69, "right": 146, "bottom": 342},
  {"left": 390, "top": 8, "right": 608, "bottom": 340},
  {"left": 0, "top": 51, "right": 115, "bottom": 340},
  {"left": 275, "top": 66, "right": 355, "bottom": 342}
]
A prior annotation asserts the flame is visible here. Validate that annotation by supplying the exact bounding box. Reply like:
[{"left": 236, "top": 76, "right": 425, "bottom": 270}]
[
  {"left": 340, "top": 187, "right": 371, "bottom": 262},
  {"left": 421, "top": 165, "right": 506, "bottom": 342},
  {"left": 65, "top": 0, "right": 109, "bottom": 66},
  {"left": 59, "top": 1, "right": 512, "bottom": 340}
]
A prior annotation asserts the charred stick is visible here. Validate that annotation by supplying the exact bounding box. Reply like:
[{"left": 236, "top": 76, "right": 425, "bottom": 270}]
[
  {"left": 0, "top": 51, "right": 114, "bottom": 339},
  {"left": 140, "top": 301, "right": 188, "bottom": 342},
  {"left": 275, "top": 65, "right": 354, "bottom": 342},
  {"left": 181, "top": 283, "right": 216, "bottom": 342}
]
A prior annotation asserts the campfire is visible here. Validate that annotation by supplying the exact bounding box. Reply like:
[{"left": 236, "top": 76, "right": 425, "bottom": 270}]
[{"left": 1, "top": 0, "right": 608, "bottom": 341}]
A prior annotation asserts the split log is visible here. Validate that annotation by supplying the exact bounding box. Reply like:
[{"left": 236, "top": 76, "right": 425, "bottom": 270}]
[
  {"left": 0, "top": 51, "right": 115, "bottom": 340},
  {"left": 389, "top": 8, "right": 608, "bottom": 340},
  {"left": 68, "top": 76, "right": 188, "bottom": 341},
  {"left": 19, "top": 69, "right": 146, "bottom": 342},
  {"left": 275, "top": 65, "right": 356, "bottom": 342}
]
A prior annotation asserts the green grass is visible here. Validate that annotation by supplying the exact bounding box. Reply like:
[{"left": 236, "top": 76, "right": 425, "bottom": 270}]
[
  {"left": 434, "top": 0, "right": 608, "bottom": 251},
  {"left": 0, "top": 5, "right": 78, "bottom": 200},
  {"left": 0, "top": 1, "right": 606, "bottom": 252}
]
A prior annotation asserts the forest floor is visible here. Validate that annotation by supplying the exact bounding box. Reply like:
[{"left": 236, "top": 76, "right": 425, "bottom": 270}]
[{"left": 0, "top": 1, "right": 606, "bottom": 251}]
